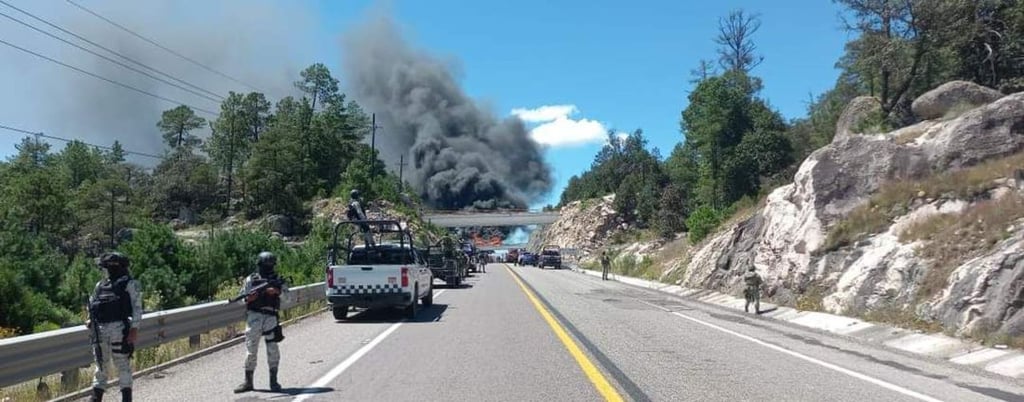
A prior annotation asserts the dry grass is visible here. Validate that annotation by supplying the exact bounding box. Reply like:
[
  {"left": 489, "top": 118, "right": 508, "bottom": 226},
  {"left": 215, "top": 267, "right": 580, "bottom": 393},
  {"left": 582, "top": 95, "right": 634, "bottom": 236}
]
[
  {"left": 942, "top": 102, "right": 980, "bottom": 121},
  {"left": 903, "top": 194, "right": 1024, "bottom": 300},
  {"left": 861, "top": 305, "right": 944, "bottom": 333},
  {"left": 822, "top": 151, "right": 1024, "bottom": 252},
  {"left": 894, "top": 126, "right": 929, "bottom": 145},
  {"left": 795, "top": 287, "right": 826, "bottom": 311},
  {"left": 0, "top": 301, "right": 326, "bottom": 402},
  {"left": 611, "top": 254, "right": 658, "bottom": 280}
]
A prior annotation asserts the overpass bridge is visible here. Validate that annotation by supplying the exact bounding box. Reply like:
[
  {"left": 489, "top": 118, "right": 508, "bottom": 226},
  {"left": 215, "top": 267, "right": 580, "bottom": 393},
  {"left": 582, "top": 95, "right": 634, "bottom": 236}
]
[{"left": 422, "top": 211, "right": 560, "bottom": 227}]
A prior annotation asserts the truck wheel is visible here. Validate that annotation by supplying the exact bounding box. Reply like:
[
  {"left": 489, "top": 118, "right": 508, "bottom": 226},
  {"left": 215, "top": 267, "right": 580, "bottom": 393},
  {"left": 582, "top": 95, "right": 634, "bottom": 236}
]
[
  {"left": 405, "top": 285, "right": 419, "bottom": 318},
  {"left": 422, "top": 285, "right": 434, "bottom": 307},
  {"left": 332, "top": 305, "right": 349, "bottom": 320}
]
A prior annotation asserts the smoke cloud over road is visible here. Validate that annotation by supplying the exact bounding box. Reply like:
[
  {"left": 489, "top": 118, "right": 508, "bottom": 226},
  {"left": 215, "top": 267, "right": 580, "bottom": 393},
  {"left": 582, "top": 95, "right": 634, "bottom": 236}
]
[{"left": 341, "top": 15, "right": 552, "bottom": 210}]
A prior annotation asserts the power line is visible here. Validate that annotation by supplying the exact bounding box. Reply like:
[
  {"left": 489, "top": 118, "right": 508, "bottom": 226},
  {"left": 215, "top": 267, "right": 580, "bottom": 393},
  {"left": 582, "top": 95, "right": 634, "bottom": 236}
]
[
  {"left": 0, "top": 8, "right": 223, "bottom": 104},
  {"left": 65, "top": 0, "right": 266, "bottom": 93},
  {"left": 0, "top": 37, "right": 219, "bottom": 116},
  {"left": 0, "top": 123, "right": 163, "bottom": 159},
  {"left": 0, "top": 0, "right": 225, "bottom": 102}
]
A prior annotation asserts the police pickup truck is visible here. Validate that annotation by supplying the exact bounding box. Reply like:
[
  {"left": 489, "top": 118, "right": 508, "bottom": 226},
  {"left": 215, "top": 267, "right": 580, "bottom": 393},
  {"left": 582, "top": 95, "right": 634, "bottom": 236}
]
[{"left": 325, "top": 220, "right": 434, "bottom": 320}]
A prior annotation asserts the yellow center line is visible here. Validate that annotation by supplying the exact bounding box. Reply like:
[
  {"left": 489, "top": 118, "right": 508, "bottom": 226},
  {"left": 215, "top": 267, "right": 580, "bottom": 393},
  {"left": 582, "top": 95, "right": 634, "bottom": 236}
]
[{"left": 504, "top": 264, "right": 625, "bottom": 402}]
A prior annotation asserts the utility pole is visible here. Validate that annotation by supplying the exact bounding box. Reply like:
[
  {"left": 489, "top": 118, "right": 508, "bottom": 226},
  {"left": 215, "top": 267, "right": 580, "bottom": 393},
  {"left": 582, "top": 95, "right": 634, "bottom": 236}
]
[
  {"left": 109, "top": 189, "right": 116, "bottom": 249},
  {"left": 397, "top": 154, "right": 407, "bottom": 194},
  {"left": 369, "top": 113, "right": 382, "bottom": 179}
]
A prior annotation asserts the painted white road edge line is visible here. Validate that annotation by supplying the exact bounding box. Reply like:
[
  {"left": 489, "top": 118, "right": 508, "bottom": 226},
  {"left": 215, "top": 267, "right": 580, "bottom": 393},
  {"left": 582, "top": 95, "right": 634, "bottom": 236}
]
[
  {"left": 633, "top": 298, "right": 945, "bottom": 402},
  {"left": 292, "top": 289, "right": 447, "bottom": 402}
]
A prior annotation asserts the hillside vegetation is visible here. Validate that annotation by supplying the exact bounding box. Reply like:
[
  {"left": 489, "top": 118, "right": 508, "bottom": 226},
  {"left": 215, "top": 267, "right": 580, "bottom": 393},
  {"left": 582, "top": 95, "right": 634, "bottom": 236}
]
[{"left": 0, "top": 64, "right": 432, "bottom": 336}]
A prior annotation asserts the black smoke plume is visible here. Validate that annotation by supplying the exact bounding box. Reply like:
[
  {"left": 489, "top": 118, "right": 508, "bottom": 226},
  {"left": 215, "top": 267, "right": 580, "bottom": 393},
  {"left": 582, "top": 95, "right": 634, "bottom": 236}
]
[{"left": 341, "top": 15, "right": 552, "bottom": 210}]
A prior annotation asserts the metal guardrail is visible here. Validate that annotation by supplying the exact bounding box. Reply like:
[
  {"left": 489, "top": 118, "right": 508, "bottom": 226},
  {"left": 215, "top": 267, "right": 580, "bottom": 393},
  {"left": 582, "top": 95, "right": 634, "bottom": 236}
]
[{"left": 0, "top": 282, "right": 325, "bottom": 388}]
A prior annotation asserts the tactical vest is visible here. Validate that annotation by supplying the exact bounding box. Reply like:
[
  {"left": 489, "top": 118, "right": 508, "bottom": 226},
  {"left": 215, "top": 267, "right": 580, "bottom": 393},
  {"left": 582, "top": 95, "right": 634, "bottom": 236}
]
[
  {"left": 743, "top": 272, "right": 762, "bottom": 288},
  {"left": 247, "top": 274, "right": 282, "bottom": 313},
  {"left": 90, "top": 275, "right": 133, "bottom": 324}
]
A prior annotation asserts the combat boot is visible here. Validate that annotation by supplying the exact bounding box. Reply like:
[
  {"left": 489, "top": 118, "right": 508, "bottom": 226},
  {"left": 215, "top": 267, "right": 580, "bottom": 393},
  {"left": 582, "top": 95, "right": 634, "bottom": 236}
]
[
  {"left": 120, "top": 388, "right": 132, "bottom": 402},
  {"left": 233, "top": 370, "right": 254, "bottom": 393},
  {"left": 89, "top": 387, "right": 104, "bottom": 402},
  {"left": 269, "top": 368, "right": 282, "bottom": 392}
]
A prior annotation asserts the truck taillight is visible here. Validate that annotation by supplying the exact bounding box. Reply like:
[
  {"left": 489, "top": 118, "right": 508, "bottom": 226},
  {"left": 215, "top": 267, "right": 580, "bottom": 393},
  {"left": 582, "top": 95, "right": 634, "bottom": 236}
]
[
  {"left": 326, "top": 266, "right": 334, "bottom": 287},
  {"left": 401, "top": 267, "right": 409, "bottom": 287}
]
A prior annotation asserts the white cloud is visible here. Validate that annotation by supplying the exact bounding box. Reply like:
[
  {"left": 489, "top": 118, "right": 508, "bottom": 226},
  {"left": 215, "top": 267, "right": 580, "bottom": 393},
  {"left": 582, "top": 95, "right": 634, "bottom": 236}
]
[
  {"left": 510, "top": 104, "right": 578, "bottom": 123},
  {"left": 510, "top": 104, "right": 609, "bottom": 147},
  {"left": 529, "top": 116, "right": 608, "bottom": 147}
]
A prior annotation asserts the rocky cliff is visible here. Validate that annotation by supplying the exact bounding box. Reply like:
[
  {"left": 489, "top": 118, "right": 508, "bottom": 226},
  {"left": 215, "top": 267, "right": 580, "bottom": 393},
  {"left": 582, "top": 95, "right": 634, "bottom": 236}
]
[
  {"left": 542, "top": 81, "right": 1024, "bottom": 337},
  {"left": 527, "top": 194, "right": 624, "bottom": 261},
  {"left": 679, "top": 81, "right": 1024, "bottom": 336}
]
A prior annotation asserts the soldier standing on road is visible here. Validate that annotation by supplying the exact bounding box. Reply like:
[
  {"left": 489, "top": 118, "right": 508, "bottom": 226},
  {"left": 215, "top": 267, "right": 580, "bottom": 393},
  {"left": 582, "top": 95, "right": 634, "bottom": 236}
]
[
  {"left": 234, "top": 252, "right": 288, "bottom": 393},
  {"left": 744, "top": 266, "right": 764, "bottom": 314},
  {"left": 88, "top": 252, "right": 143, "bottom": 402},
  {"left": 601, "top": 251, "right": 611, "bottom": 281},
  {"left": 346, "top": 189, "right": 376, "bottom": 247}
]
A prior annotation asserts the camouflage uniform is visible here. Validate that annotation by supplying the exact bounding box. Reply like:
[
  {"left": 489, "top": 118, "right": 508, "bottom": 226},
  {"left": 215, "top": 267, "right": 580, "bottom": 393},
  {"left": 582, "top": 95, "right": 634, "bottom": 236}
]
[
  {"left": 235, "top": 252, "right": 288, "bottom": 394},
  {"left": 743, "top": 267, "right": 763, "bottom": 314},
  {"left": 601, "top": 252, "right": 611, "bottom": 280},
  {"left": 88, "top": 252, "right": 143, "bottom": 402}
]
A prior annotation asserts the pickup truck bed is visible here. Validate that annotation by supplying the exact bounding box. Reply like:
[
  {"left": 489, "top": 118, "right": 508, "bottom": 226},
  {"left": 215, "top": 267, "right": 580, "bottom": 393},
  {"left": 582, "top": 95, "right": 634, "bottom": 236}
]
[{"left": 326, "top": 244, "right": 434, "bottom": 320}]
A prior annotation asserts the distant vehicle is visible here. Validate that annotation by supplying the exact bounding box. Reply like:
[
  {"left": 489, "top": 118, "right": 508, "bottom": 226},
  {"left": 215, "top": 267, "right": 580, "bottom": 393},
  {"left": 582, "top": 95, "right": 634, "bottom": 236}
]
[
  {"left": 518, "top": 252, "right": 537, "bottom": 267},
  {"left": 325, "top": 220, "right": 434, "bottom": 320},
  {"left": 506, "top": 248, "right": 520, "bottom": 264},
  {"left": 540, "top": 245, "right": 562, "bottom": 269}
]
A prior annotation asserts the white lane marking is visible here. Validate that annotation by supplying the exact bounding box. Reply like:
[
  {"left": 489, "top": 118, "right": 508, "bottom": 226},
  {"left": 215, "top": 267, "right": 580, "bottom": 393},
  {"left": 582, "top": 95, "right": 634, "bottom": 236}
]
[
  {"left": 633, "top": 299, "right": 944, "bottom": 402},
  {"left": 293, "top": 289, "right": 446, "bottom": 401}
]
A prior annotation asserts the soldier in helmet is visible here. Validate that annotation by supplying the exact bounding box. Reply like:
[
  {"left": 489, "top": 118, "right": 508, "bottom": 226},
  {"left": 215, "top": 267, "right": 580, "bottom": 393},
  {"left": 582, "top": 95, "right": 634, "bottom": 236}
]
[
  {"left": 88, "top": 252, "right": 143, "bottom": 402},
  {"left": 234, "top": 251, "right": 288, "bottom": 393},
  {"left": 346, "top": 189, "right": 376, "bottom": 247},
  {"left": 600, "top": 251, "right": 611, "bottom": 281},
  {"left": 743, "top": 266, "right": 764, "bottom": 314}
]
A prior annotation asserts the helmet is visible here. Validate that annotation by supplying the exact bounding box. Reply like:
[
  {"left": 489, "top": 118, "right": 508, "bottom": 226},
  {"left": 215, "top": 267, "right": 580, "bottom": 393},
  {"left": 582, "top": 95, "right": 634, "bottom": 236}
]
[
  {"left": 257, "top": 251, "right": 277, "bottom": 268},
  {"left": 350, "top": 189, "right": 361, "bottom": 200},
  {"left": 97, "top": 252, "right": 130, "bottom": 270}
]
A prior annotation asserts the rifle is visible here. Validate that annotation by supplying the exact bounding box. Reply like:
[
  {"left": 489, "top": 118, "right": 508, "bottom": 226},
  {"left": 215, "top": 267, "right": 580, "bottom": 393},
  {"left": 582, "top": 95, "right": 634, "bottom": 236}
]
[{"left": 227, "top": 277, "right": 285, "bottom": 303}]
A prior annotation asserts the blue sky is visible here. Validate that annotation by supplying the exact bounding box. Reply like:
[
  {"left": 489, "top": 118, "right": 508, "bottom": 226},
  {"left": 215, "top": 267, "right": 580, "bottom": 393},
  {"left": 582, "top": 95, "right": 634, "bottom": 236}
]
[
  {"left": 315, "top": 0, "right": 853, "bottom": 208},
  {"left": 0, "top": 0, "right": 853, "bottom": 209}
]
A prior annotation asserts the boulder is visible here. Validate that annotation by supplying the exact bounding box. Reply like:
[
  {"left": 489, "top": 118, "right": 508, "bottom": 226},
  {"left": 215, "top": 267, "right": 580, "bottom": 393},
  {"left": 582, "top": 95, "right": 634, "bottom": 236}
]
[
  {"left": 169, "top": 219, "right": 187, "bottom": 231},
  {"left": 177, "top": 207, "right": 197, "bottom": 225},
  {"left": 921, "top": 93, "right": 1024, "bottom": 170},
  {"left": 266, "top": 214, "right": 295, "bottom": 236},
  {"left": 834, "top": 96, "right": 881, "bottom": 141},
  {"left": 911, "top": 81, "right": 1004, "bottom": 120},
  {"left": 116, "top": 228, "right": 135, "bottom": 243},
  {"left": 807, "top": 135, "right": 930, "bottom": 224}
]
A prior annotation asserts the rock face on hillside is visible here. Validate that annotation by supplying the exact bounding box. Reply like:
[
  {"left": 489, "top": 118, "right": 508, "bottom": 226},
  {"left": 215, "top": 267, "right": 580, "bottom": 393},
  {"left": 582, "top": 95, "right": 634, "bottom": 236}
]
[
  {"left": 527, "top": 195, "right": 621, "bottom": 258},
  {"left": 678, "top": 87, "right": 1024, "bottom": 335}
]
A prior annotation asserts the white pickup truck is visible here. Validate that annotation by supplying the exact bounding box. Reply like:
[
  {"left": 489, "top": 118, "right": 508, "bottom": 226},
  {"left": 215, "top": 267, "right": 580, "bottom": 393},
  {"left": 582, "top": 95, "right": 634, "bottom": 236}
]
[{"left": 325, "top": 220, "right": 434, "bottom": 320}]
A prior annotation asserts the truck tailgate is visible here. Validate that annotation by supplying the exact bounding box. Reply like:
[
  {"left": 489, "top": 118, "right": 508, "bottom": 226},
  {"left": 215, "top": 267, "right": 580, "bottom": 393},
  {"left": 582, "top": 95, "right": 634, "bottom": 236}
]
[{"left": 328, "top": 264, "right": 406, "bottom": 294}]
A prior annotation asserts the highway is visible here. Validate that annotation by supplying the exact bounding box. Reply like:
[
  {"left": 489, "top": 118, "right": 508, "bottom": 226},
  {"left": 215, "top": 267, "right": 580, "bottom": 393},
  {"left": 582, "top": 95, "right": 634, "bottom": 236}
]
[{"left": 110, "top": 264, "right": 1024, "bottom": 402}]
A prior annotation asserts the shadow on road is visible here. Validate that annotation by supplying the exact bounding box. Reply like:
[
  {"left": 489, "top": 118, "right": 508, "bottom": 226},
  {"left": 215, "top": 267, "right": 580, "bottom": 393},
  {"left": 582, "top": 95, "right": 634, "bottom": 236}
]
[
  {"left": 757, "top": 306, "right": 779, "bottom": 315},
  {"left": 336, "top": 304, "right": 449, "bottom": 324},
  {"left": 256, "top": 386, "right": 333, "bottom": 397}
]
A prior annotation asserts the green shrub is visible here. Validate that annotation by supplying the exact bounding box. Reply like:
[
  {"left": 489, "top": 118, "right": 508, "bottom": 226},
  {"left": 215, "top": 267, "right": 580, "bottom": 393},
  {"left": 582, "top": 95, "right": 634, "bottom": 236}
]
[{"left": 686, "top": 206, "right": 722, "bottom": 243}]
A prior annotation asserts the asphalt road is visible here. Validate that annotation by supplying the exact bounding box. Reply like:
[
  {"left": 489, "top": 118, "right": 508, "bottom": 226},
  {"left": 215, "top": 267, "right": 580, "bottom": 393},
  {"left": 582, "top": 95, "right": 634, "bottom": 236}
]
[{"left": 113, "top": 264, "right": 1024, "bottom": 402}]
